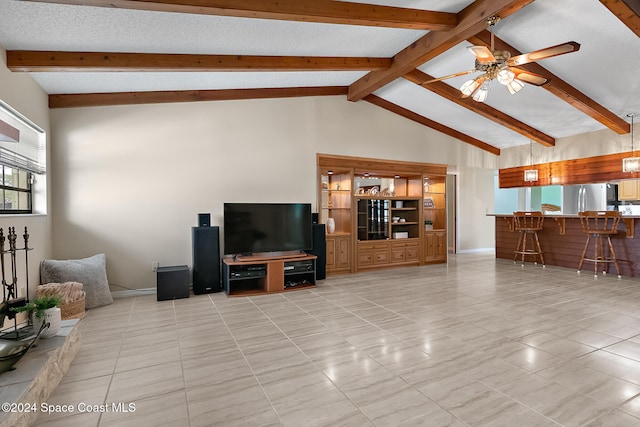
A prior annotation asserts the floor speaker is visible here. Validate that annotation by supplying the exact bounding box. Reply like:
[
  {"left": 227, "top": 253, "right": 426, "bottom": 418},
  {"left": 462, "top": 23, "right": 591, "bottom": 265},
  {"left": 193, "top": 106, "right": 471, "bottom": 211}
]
[
  {"left": 157, "top": 265, "right": 189, "bottom": 301},
  {"left": 192, "top": 226, "right": 222, "bottom": 294},
  {"left": 309, "top": 223, "right": 326, "bottom": 280}
]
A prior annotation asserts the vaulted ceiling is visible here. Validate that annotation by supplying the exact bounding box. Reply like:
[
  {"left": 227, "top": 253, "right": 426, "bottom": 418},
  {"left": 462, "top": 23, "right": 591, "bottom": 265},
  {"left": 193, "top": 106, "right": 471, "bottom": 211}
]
[{"left": 1, "top": 0, "right": 639, "bottom": 155}]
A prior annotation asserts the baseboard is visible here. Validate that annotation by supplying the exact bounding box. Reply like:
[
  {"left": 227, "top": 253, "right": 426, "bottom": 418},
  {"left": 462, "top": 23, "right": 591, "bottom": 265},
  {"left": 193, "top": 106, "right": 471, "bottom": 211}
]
[
  {"left": 111, "top": 287, "right": 156, "bottom": 298},
  {"left": 456, "top": 248, "right": 495, "bottom": 254}
]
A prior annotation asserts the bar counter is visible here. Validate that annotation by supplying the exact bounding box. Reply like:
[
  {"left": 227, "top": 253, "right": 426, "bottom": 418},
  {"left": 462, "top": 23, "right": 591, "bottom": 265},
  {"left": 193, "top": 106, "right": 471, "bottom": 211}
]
[{"left": 489, "top": 214, "right": 640, "bottom": 277}]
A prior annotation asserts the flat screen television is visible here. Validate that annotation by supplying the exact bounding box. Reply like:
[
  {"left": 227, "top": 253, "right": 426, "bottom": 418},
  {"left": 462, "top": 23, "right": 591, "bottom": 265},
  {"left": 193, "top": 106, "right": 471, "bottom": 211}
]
[{"left": 223, "top": 203, "right": 312, "bottom": 255}]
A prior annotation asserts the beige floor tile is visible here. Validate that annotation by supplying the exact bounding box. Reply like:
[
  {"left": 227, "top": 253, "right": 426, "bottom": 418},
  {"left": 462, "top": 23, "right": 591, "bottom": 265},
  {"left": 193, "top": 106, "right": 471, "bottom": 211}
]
[
  {"left": 186, "top": 377, "right": 279, "bottom": 427},
  {"left": 33, "top": 411, "right": 101, "bottom": 426},
  {"left": 99, "top": 390, "right": 190, "bottom": 427},
  {"left": 106, "top": 360, "right": 184, "bottom": 402},
  {"left": 41, "top": 375, "right": 112, "bottom": 422},
  {"left": 584, "top": 409, "right": 640, "bottom": 427},
  {"left": 36, "top": 253, "right": 640, "bottom": 426}
]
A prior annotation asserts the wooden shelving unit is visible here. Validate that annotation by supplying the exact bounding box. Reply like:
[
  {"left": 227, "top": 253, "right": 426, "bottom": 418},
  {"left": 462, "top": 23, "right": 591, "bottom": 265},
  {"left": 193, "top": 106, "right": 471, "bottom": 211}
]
[
  {"left": 423, "top": 175, "right": 447, "bottom": 263},
  {"left": 317, "top": 154, "right": 447, "bottom": 275}
]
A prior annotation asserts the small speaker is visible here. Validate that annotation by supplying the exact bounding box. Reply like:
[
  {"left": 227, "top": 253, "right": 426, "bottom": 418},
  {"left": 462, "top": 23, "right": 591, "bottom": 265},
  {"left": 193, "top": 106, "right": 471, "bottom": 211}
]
[
  {"left": 312, "top": 212, "right": 319, "bottom": 224},
  {"left": 308, "top": 223, "right": 326, "bottom": 280},
  {"left": 198, "top": 213, "right": 211, "bottom": 227}
]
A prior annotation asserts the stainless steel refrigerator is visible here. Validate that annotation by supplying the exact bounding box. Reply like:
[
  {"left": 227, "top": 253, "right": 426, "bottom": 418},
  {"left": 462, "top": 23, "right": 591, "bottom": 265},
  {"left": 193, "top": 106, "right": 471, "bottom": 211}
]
[{"left": 561, "top": 184, "right": 608, "bottom": 214}]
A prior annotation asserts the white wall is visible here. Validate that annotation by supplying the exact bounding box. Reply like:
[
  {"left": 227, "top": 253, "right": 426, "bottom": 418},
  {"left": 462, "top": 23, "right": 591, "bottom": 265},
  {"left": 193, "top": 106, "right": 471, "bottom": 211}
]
[
  {"left": 50, "top": 96, "right": 500, "bottom": 290},
  {"left": 457, "top": 167, "right": 496, "bottom": 252},
  {"left": 0, "top": 46, "right": 52, "bottom": 299}
]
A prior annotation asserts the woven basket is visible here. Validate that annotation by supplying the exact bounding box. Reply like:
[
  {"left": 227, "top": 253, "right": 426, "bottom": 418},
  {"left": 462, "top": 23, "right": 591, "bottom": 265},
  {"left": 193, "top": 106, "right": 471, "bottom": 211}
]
[
  {"left": 60, "top": 294, "right": 86, "bottom": 320},
  {"left": 36, "top": 282, "right": 86, "bottom": 320}
]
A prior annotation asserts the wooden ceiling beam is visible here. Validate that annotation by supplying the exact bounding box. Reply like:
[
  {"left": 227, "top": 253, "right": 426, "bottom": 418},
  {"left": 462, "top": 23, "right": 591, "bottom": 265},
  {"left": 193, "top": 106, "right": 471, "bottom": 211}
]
[
  {"left": 21, "top": 0, "right": 457, "bottom": 30},
  {"left": 48, "top": 86, "right": 348, "bottom": 108},
  {"left": 599, "top": 0, "right": 640, "bottom": 38},
  {"left": 403, "top": 69, "right": 555, "bottom": 147},
  {"left": 364, "top": 95, "right": 500, "bottom": 156},
  {"left": 347, "top": 0, "right": 534, "bottom": 101},
  {"left": 468, "top": 31, "right": 630, "bottom": 134},
  {"left": 7, "top": 51, "right": 391, "bottom": 72}
]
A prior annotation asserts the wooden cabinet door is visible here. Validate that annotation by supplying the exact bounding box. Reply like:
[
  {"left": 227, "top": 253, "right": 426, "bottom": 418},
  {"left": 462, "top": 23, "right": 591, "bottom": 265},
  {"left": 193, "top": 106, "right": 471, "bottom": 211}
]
[
  {"left": 391, "top": 248, "right": 405, "bottom": 263},
  {"left": 619, "top": 180, "right": 640, "bottom": 201},
  {"left": 326, "top": 236, "right": 351, "bottom": 273},
  {"left": 326, "top": 237, "right": 336, "bottom": 269},
  {"left": 434, "top": 232, "right": 446, "bottom": 260},
  {"left": 424, "top": 232, "right": 446, "bottom": 262},
  {"left": 424, "top": 233, "right": 436, "bottom": 260},
  {"left": 336, "top": 236, "right": 351, "bottom": 268},
  {"left": 406, "top": 246, "right": 419, "bottom": 261}
]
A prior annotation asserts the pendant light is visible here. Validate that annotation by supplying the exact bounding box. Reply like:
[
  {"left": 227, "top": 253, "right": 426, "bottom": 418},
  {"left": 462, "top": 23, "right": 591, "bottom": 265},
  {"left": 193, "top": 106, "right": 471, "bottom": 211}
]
[
  {"left": 524, "top": 140, "right": 538, "bottom": 182},
  {"left": 623, "top": 113, "right": 640, "bottom": 173}
]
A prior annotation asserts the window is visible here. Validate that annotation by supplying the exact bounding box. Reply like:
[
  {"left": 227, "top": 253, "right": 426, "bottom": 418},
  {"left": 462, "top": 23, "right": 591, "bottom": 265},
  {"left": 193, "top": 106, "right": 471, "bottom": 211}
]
[
  {"left": 0, "top": 165, "right": 32, "bottom": 213},
  {"left": 0, "top": 100, "right": 45, "bottom": 214}
]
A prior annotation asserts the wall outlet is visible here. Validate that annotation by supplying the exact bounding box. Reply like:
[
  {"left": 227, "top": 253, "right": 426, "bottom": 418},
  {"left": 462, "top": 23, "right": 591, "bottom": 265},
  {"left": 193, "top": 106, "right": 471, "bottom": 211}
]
[{"left": 152, "top": 261, "right": 159, "bottom": 271}]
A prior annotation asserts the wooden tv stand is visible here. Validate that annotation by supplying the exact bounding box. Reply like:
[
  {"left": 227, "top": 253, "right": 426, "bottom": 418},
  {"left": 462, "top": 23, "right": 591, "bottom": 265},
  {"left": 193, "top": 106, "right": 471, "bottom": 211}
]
[{"left": 222, "top": 254, "right": 317, "bottom": 296}]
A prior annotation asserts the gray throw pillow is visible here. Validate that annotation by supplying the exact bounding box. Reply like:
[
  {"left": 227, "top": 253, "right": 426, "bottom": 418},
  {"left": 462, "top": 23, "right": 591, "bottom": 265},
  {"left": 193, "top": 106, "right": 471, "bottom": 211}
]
[{"left": 40, "top": 254, "right": 113, "bottom": 309}]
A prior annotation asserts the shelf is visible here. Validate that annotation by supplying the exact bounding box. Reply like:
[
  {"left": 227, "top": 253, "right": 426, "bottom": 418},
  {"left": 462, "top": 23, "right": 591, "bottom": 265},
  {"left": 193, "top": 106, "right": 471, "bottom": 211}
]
[
  {"left": 326, "top": 231, "right": 351, "bottom": 237},
  {"left": 391, "top": 222, "right": 418, "bottom": 226}
]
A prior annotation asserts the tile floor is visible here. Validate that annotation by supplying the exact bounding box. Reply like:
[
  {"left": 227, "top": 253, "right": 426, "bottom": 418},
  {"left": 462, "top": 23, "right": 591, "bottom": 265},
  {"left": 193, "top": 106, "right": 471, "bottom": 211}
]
[{"left": 32, "top": 252, "right": 640, "bottom": 426}]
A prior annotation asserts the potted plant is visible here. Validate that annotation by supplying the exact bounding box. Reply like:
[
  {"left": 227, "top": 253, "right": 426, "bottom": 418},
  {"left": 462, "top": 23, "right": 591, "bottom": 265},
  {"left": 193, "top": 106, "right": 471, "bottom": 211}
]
[{"left": 11, "top": 295, "right": 62, "bottom": 338}]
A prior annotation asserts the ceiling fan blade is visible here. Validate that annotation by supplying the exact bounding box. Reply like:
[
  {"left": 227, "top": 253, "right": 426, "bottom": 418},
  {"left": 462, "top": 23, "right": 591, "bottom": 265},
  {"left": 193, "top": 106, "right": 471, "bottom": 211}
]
[
  {"left": 507, "top": 41, "right": 580, "bottom": 66},
  {"left": 421, "top": 70, "right": 476, "bottom": 85},
  {"left": 511, "top": 68, "right": 548, "bottom": 86},
  {"left": 467, "top": 45, "right": 495, "bottom": 63}
]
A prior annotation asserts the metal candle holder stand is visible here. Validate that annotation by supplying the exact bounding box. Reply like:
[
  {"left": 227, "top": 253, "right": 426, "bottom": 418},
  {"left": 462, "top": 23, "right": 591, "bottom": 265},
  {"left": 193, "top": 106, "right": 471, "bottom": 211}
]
[{"left": 0, "top": 227, "right": 33, "bottom": 340}]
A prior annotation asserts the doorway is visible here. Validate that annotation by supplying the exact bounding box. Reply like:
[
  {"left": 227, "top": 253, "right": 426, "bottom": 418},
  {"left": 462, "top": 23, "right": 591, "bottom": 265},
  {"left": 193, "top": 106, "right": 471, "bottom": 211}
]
[{"left": 446, "top": 174, "right": 456, "bottom": 253}]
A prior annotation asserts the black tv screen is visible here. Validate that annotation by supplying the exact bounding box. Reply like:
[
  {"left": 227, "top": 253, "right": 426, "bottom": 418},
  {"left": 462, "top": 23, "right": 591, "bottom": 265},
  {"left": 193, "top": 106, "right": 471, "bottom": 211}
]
[{"left": 223, "top": 203, "right": 312, "bottom": 255}]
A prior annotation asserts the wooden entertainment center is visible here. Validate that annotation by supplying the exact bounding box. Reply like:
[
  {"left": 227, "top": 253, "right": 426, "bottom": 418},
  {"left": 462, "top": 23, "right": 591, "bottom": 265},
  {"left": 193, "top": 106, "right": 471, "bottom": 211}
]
[
  {"left": 222, "top": 254, "right": 317, "bottom": 296},
  {"left": 317, "top": 154, "right": 447, "bottom": 276}
]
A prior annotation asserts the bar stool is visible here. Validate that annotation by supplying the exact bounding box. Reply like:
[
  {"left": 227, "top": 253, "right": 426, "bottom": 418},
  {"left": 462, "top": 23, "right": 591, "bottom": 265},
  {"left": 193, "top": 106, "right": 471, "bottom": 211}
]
[
  {"left": 513, "top": 211, "right": 545, "bottom": 267},
  {"left": 577, "top": 211, "right": 622, "bottom": 278}
]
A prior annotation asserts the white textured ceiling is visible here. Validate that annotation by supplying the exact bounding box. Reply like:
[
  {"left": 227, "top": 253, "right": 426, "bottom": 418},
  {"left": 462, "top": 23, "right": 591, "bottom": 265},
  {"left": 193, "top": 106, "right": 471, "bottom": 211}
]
[{"left": 0, "top": 0, "right": 639, "bottom": 152}]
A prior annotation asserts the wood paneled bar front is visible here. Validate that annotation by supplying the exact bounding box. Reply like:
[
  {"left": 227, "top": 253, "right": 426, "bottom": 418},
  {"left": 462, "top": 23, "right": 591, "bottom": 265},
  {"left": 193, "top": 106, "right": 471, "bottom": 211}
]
[{"left": 491, "top": 214, "right": 640, "bottom": 277}]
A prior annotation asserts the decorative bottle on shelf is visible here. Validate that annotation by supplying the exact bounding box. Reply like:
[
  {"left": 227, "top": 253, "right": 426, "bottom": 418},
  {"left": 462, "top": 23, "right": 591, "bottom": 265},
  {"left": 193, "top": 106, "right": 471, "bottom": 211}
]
[{"left": 326, "top": 218, "right": 336, "bottom": 234}]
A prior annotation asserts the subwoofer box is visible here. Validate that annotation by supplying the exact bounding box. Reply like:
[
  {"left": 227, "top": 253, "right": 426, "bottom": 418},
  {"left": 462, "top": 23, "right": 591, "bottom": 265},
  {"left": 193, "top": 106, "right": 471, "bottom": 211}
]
[{"left": 157, "top": 265, "right": 189, "bottom": 301}]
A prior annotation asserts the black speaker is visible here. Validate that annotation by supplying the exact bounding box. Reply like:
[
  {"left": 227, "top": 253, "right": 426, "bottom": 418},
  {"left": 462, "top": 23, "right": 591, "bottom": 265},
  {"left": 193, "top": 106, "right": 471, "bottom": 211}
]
[
  {"left": 192, "top": 226, "right": 222, "bottom": 294},
  {"left": 198, "top": 213, "right": 211, "bottom": 227},
  {"left": 312, "top": 212, "right": 319, "bottom": 224},
  {"left": 308, "top": 223, "right": 326, "bottom": 280},
  {"left": 157, "top": 265, "right": 189, "bottom": 301}
]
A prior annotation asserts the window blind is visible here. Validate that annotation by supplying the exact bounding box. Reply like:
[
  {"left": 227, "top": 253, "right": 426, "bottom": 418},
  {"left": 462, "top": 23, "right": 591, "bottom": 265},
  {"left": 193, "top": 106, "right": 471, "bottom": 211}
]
[{"left": 0, "top": 100, "right": 45, "bottom": 174}]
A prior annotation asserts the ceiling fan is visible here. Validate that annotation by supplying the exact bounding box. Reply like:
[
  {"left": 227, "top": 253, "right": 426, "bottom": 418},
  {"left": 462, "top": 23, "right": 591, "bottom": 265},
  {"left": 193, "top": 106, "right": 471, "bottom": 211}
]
[{"left": 423, "top": 16, "right": 580, "bottom": 102}]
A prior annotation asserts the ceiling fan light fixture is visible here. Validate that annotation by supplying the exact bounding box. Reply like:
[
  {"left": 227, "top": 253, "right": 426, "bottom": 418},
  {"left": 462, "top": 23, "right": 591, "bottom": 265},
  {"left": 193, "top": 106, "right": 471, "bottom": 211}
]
[
  {"left": 524, "top": 140, "right": 538, "bottom": 182},
  {"left": 460, "top": 78, "right": 481, "bottom": 97},
  {"left": 472, "top": 83, "right": 489, "bottom": 103},
  {"left": 507, "top": 79, "right": 524, "bottom": 95},
  {"left": 497, "top": 69, "right": 515, "bottom": 85},
  {"left": 622, "top": 157, "right": 640, "bottom": 173}
]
